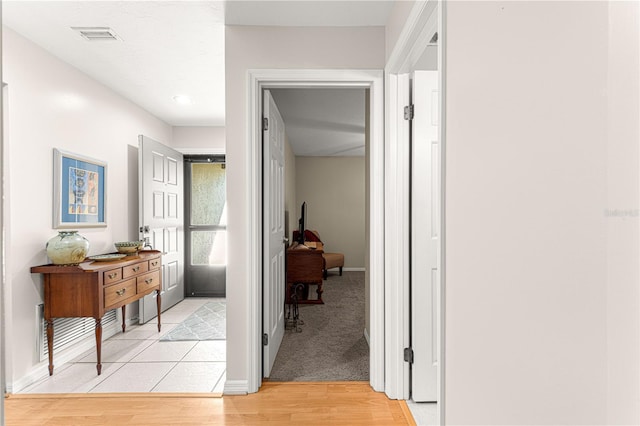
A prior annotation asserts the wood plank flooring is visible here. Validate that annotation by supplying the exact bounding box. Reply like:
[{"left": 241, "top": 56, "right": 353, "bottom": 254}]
[{"left": 5, "top": 382, "right": 416, "bottom": 426}]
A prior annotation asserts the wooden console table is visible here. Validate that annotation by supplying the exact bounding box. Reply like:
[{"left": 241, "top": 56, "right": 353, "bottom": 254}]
[{"left": 31, "top": 250, "right": 162, "bottom": 376}]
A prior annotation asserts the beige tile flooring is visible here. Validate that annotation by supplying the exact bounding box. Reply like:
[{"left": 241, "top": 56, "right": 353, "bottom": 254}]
[{"left": 20, "top": 297, "right": 226, "bottom": 394}]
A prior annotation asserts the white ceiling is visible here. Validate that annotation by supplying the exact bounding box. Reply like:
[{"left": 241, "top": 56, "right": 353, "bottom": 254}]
[
  {"left": 3, "top": 1, "right": 226, "bottom": 126},
  {"left": 2, "top": 0, "right": 393, "bottom": 154},
  {"left": 225, "top": 1, "right": 394, "bottom": 27},
  {"left": 271, "top": 88, "right": 366, "bottom": 157}
]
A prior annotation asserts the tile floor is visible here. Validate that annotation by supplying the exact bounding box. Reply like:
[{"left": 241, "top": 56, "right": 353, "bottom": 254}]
[
  {"left": 407, "top": 401, "right": 438, "bottom": 425},
  {"left": 20, "top": 297, "right": 226, "bottom": 394}
]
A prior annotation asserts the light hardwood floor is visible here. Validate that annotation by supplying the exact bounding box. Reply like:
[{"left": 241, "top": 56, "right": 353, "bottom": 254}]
[{"left": 6, "top": 381, "right": 416, "bottom": 425}]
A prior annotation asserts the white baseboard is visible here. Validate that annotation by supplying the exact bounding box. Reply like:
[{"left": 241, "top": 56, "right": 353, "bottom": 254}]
[
  {"left": 364, "top": 328, "right": 370, "bottom": 347},
  {"left": 223, "top": 380, "right": 248, "bottom": 395},
  {"left": 8, "top": 322, "right": 119, "bottom": 393},
  {"left": 343, "top": 267, "right": 365, "bottom": 272}
]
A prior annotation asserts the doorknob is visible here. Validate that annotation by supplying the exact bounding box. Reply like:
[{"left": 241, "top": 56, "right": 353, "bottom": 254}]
[{"left": 283, "top": 237, "right": 289, "bottom": 244}]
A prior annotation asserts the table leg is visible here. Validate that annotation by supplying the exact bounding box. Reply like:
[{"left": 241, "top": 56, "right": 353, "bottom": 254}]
[
  {"left": 46, "top": 319, "right": 54, "bottom": 376},
  {"left": 95, "top": 318, "right": 102, "bottom": 375},
  {"left": 121, "top": 305, "right": 126, "bottom": 333},
  {"left": 156, "top": 289, "right": 162, "bottom": 332}
]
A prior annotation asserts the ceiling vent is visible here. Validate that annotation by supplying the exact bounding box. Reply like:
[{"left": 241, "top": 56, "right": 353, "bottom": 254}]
[{"left": 71, "top": 27, "right": 121, "bottom": 41}]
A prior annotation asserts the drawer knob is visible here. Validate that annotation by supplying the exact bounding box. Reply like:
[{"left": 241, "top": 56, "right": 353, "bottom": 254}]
[
  {"left": 145, "top": 278, "right": 154, "bottom": 284},
  {"left": 151, "top": 261, "right": 158, "bottom": 267},
  {"left": 108, "top": 273, "right": 118, "bottom": 279},
  {"left": 116, "top": 288, "right": 126, "bottom": 296},
  {"left": 132, "top": 266, "right": 140, "bottom": 272}
]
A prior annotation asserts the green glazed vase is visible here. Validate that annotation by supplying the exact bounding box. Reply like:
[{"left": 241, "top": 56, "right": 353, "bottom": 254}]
[{"left": 46, "top": 230, "right": 90, "bottom": 265}]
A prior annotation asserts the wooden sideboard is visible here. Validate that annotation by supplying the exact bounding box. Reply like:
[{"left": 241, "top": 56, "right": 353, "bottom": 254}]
[
  {"left": 31, "top": 250, "right": 162, "bottom": 376},
  {"left": 286, "top": 243, "right": 324, "bottom": 304}
]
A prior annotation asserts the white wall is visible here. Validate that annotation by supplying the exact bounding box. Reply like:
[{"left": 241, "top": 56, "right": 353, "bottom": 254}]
[
  {"left": 385, "top": 0, "right": 416, "bottom": 62},
  {"left": 0, "top": 11, "right": 5, "bottom": 422},
  {"left": 3, "top": 28, "right": 172, "bottom": 389},
  {"left": 444, "top": 1, "right": 638, "bottom": 424},
  {"left": 225, "top": 25, "right": 384, "bottom": 387},
  {"left": 295, "top": 156, "right": 365, "bottom": 268},
  {"left": 284, "top": 133, "right": 296, "bottom": 239},
  {"left": 172, "top": 126, "right": 225, "bottom": 153},
  {"left": 605, "top": 1, "right": 639, "bottom": 423}
]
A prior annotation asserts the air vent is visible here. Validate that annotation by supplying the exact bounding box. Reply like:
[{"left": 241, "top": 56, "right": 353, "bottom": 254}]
[{"left": 71, "top": 27, "right": 121, "bottom": 41}]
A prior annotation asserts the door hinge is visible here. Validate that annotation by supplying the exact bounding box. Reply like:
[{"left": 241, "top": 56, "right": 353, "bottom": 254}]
[
  {"left": 263, "top": 333, "right": 269, "bottom": 346},
  {"left": 263, "top": 117, "right": 269, "bottom": 131},
  {"left": 404, "top": 104, "right": 414, "bottom": 121},
  {"left": 404, "top": 347, "right": 414, "bottom": 363}
]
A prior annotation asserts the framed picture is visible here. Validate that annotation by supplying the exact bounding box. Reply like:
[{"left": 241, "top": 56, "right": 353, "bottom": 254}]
[{"left": 53, "top": 149, "right": 107, "bottom": 228}]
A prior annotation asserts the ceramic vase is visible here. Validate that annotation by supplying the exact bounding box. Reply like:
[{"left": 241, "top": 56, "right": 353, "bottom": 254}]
[{"left": 46, "top": 230, "right": 90, "bottom": 265}]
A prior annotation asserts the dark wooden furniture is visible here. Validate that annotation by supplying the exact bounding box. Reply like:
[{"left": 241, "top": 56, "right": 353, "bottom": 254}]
[
  {"left": 286, "top": 243, "right": 324, "bottom": 304},
  {"left": 31, "top": 250, "right": 162, "bottom": 376}
]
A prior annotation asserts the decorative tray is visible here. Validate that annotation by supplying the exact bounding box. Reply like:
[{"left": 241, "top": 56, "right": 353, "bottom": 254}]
[{"left": 88, "top": 254, "right": 127, "bottom": 262}]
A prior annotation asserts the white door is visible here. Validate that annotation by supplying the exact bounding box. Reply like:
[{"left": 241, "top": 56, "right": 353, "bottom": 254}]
[
  {"left": 138, "top": 135, "right": 185, "bottom": 324},
  {"left": 263, "top": 90, "right": 286, "bottom": 377},
  {"left": 410, "top": 71, "right": 440, "bottom": 402}
]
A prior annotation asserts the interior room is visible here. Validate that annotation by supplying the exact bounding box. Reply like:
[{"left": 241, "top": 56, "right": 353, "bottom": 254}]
[
  {"left": 3, "top": 1, "right": 640, "bottom": 425},
  {"left": 268, "top": 88, "right": 369, "bottom": 382}
]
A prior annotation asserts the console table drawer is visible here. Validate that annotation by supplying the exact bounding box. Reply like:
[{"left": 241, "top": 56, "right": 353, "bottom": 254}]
[
  {"left": 123, "top": 262, "right": 149, "bottom": 278},
  {"left": 104, "top": 278, "right": 136, "bottom": 308},
  {"left": 149, "top": 258, "right": 161, "bottom": 270},
  {"left": 137, "top": 270, "right": 160, "bottom": 294},
  {"left": 104, "top": 268, "right": 123, "bottom": 285}
]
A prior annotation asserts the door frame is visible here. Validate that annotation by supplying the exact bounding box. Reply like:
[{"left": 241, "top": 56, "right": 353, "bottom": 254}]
[
  {"left": 385, "top": 0, "right": 446, "bottom": 419},
  {"left": 246, "top": 69, "right": 385, "bottom": 393}
]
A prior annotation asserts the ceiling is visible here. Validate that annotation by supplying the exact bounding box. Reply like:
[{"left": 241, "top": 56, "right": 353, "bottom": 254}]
[
  {"left": 271, "top": 88, "right": 366, "bottom": 157},
  {"left": 3, "top": 1, "right": 226, "bottom": 127},
  {"left": 2, "top": 0, "right": 394, "bottom": 154}
]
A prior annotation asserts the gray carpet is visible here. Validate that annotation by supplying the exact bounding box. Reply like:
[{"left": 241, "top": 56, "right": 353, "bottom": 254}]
[
  {"left": 160, "top": 301, "right": 226, "bottom": 341},
  {"left": 268, "top": 271, "right": 369, "bottom": 381}
]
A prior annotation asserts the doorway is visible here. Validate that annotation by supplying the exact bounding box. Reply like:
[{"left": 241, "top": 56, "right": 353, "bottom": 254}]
[
  {"left": 184, "top": 155, "right": 227, "bottom": 297},
  {"left": 244, "top": 69, "right": 384, "bottom": 394},
  {"left": 266, "top": 87, "right": 369, "bottom": 381},
  {"left": 385, "top": 1, "right": 444, "bottom": 423}
]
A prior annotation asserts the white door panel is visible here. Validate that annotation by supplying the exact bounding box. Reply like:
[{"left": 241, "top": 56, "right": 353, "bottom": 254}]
[
  {"left": 263, "top": 90, "right": 286, "bottom": 377},
  {"left": 411, "top": 71, "right": 440, "bottom": 402},
  {"left": 139, "top": 135, "right": 185, "bottom": 324}
]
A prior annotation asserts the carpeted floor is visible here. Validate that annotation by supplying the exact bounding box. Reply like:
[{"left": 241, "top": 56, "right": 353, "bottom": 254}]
[
  {"left": 160, "top": 301, "right": 226, "bottom": 341},
  {"left": 268, "top": 271, "right": 369, "bottom": 381}
]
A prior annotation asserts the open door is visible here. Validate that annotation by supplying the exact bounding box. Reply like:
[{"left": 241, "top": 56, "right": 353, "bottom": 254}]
[
  {"left": 138, "top": 135, "right": 185, "bottom": 324},
  {"left": 410, "top": 71, "right": 440, "bottom": 402},
  {"left": 262, "top": 90, "right": 286, "bottom": 377}
]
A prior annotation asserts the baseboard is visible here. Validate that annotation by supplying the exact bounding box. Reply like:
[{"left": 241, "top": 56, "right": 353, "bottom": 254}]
[
  {"left": 8, "top": 322, "right": 119, "bottom": 393},
  {"left": 343, "top": 267, "right": 365, "bottom": 272},
  {"left": 223, "top": 380, "right": 248, "bottom": 395},
  {"left": 364, "top": 328, "right": 370, "bottom": 347}
]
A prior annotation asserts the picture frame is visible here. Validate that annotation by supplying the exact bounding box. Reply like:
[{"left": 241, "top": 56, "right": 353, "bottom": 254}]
[{"left": 53, "top": 148, "right": 107, "bottom": 228}]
